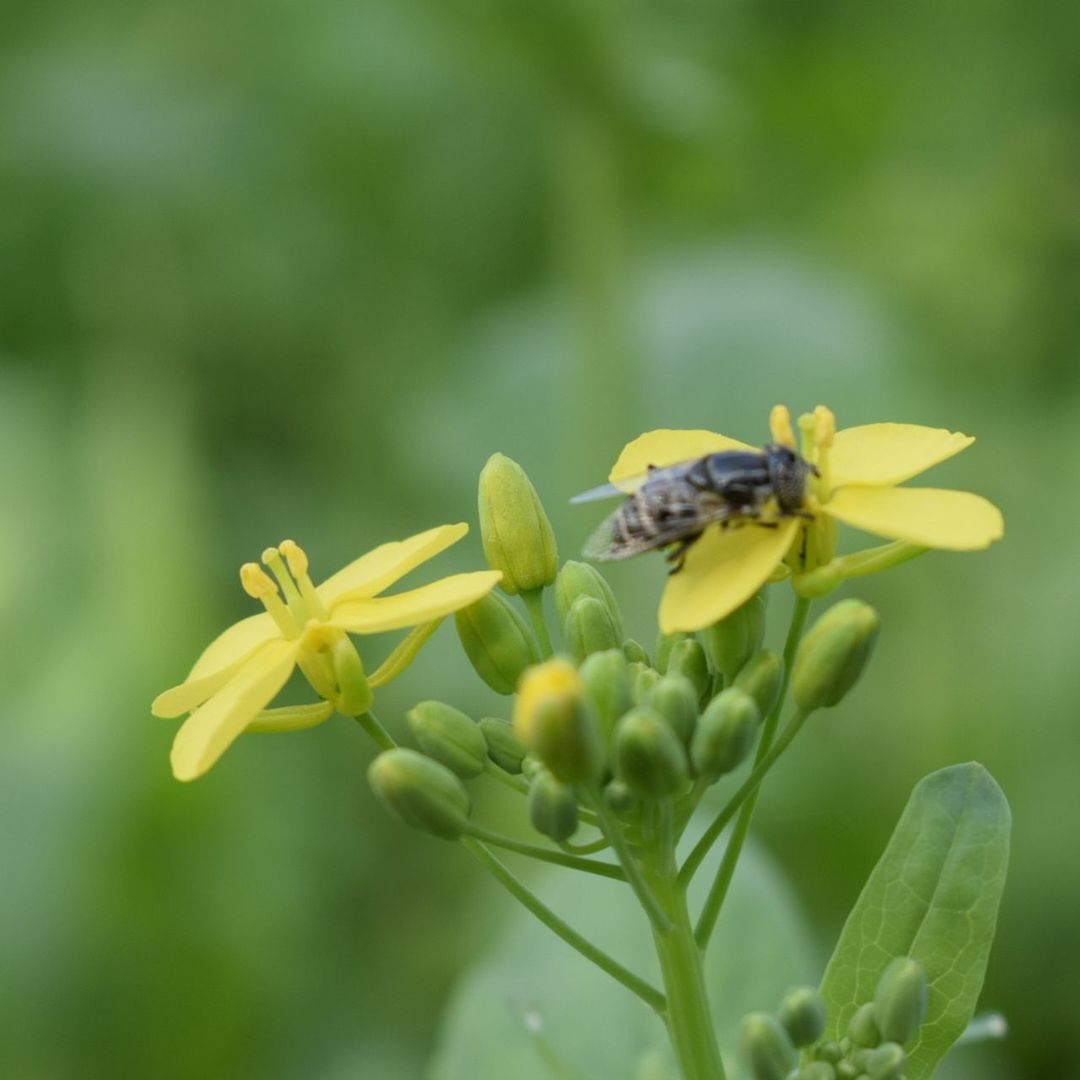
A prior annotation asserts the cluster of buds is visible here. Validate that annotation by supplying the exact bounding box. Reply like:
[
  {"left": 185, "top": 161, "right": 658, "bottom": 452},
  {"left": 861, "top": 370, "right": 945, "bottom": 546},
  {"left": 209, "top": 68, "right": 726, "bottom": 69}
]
[{"left": 739, "top": 958, "right": 929, "bottom": 1080}]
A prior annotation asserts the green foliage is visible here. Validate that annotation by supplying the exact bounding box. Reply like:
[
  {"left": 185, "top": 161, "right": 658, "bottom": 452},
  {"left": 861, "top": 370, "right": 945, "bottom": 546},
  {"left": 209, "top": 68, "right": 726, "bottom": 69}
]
[{"left": 819, "top": 764, "right": 1011, "bottom": 1079}]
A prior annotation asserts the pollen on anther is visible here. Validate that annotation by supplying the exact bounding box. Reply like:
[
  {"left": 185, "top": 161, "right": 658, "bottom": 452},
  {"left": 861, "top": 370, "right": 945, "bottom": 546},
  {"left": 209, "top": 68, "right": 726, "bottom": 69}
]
[
  {"left": 813, "top": 405, "right": 836, "bottom": 449},
  {"left": 240, "top": 562, "right": 278, "bottom": 599},
  {"left": 769, "top": 404, "right": 796, "bottom": 449},
  {"left": 279, "top": 539, "right": 309, "bottom": 577}
]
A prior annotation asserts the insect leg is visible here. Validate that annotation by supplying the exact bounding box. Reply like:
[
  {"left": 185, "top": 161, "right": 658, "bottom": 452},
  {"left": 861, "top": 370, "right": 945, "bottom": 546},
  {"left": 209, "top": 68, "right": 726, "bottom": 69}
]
[{"left": 664, "top": 532, "right": 703, "bottom": 575}]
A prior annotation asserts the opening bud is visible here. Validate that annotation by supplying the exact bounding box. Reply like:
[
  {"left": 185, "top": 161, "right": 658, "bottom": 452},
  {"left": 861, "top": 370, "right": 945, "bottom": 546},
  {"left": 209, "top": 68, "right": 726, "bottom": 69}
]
[
  {"left": 478, "top": 452, "right": 558, "bottom": 595},
  {"left": 368, "top": 749, "right": 470, "bottom": 840},
  {"left": 864, "top": 1042, "right": 906, "bottom": 1079},
  {"left": 701, "top": 593, "right": 767, "bottom": 684},
  {"left": 734, "top": 650, "right": 783, "bottom": 717},
  {"left": 872, "top": 956, "right": 928, "bottom": 1046},
  {"left": 528, "top": 768, "right": 579, "bottom": 842},
  {"left": 564, "top": 595, "right": 621, "bottom": 663},
  {"left": 621, "top": 639, "right": 650, "bottom": 665},
  {"left": 478, "top": 717, "right": 527, "bottom": 774},
  {"left": 614, "top": 706, "right": 689, "bottom": 799},
  {"left": 407, "top": 701, "right": 487, "bottom": 778},
  {"left": 514, "top": 659, "right": 603, "bottom": 784},
  {"left": 555, "top": 561, "right": 623, "bottom": 640},
  {"left": 778, "top": 986, "right": 828, "bottom": 1048},
  {"left": 792, "top": 599, "right": 880, "bottom": 713},
  {"left": 665, "top": 638, "right": 711, "bottom": 704},
  {"left": 643, "top": 674, "right": 698, "bottom": 744},
  {"left": 455, "top": 591, "right": 538, "bottom": 695},
  {"left": 848, "top": 1002, "right": 881, "bottom": 1049},
  {"left": 739, "top": 1012, "right": 798, "bottom": 1080},
  {"left": 579, "top": 648, "right": 632, "bottom": 744},
  {"left": 691, "top": 687, "right": 759, "bottom": 781}
]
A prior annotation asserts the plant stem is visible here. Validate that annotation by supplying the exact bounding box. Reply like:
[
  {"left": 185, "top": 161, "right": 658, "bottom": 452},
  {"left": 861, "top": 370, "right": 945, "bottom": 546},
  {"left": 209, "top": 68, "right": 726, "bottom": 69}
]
[
  {"left": 461, "top": 837, "right": 666, "bottom": 1013},
  {"left": 484, "top": 759, "right": 530, "bottom": 795},
  {"left": 522, "top": 588, "right": 555, "bottom": 658},
  {"left": 353, "top": 710, "right": 396, "bottom": 751},
  {"left": 560, "top": 835, "right": 610, "bottom": 855},
  {"left": 466, "top": 825, "right": 625, "bottom": 881}
]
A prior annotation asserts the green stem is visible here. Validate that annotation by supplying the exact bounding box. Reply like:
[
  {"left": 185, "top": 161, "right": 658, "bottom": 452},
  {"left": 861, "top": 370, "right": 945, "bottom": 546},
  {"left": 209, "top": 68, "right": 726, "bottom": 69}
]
[
  {"left": 522, "top": 588, "right": 555, "bottom": 658},
  {"left": 353, "top": 710, "right": 396, "bottom": 751},
  {"left": 461, "top": 837, "right": 665, "bottom": 1013},
  {"left": 583, "top": 787, "right": 672, "bottom": 934},
  {"left": 484, "top": 759, "right": 530, "bottom": 795},
  {"left": 560, "top": 835, "right": 610, "bottom": 855},
  {"left": 466, "top": 825, "right": 625, "bottom": 881}
]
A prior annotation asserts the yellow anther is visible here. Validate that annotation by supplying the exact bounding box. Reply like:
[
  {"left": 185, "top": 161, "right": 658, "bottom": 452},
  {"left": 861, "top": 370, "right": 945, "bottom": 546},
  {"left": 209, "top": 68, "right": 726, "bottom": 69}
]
[
  {"left": 769, "top": 404, "right": 796, "bottom": 449},
  {"left": 261, "top": 546, "right": 282, "bottom": 567},
  {"left": 262, "top": 545, "right": 307, "bottom": 617},
  {"left": 240, "top": 562, "right": 278, "bottom": 599},
  {"left": 813, "top": 405, "right": 836, "bottom": 450},
  {"left": 279, "top": 539, "right": 309, "bottom": 578}
]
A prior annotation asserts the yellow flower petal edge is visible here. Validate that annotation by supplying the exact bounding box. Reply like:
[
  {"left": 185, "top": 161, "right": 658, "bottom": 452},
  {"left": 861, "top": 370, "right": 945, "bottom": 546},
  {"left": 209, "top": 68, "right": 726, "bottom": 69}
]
[
  {"left": 170, "top": 639, "right": 300, "bottom": 782},
  {"left": 659, "top": 519, "right": 800, "bottom": 633},
  {"left": 317, "top": 523, "right": 470, "bottom": 607},
  {"left": 331, "top": 570, "right": 503, "bottom": 634},
  {"left": 828, "top": 423, "right": 974, "bottom": 490},
  {"left": 609, "top": 430, "right": 754, "bottom": 491},
  {"left": 186, "top": 611, "right": 278, "bottom": 683},
  {"left": 822, "top": 486, "right": 1004, "bottom": 550},
  {"left": 152, "top": 661, "right": 249, "bottom": 719}
]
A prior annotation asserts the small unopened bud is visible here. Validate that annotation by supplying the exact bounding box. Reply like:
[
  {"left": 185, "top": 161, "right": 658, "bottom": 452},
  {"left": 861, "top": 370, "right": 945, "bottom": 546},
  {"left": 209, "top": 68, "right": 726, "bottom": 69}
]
[
  {"left": 614, "top": 706, "right": 689, "bottom": 799},
  {"left": 691, "top": 688, "right": 759, "bottom": 781},
  {"left": 815, "top": 1041, "right": 843, "bottom": 1064},
  {"left": 631, "top": 662, "right": 662, "bottom": 704},
  {"left": 407, "top": 701, "right": 487, "bottom": 778},
  {"left": 654, "top": 631, "right": 690, "bottom": 674},
  {"left": 848, "top": 1002, "right": 881, "bottom": 1048},
  {"left": 834, "top": 1061, "right": 859, "bottom": 1080},
  {"left": 873, "top": 957, "right": 928, "bottom": 1046},
  {"left": 528, "top": 769, "right": 579, "bottom": 841},
  {"left": 603, "top": 778, "right": 638, "bottom": 815},
  {"left": 368, "top": 749, "right": 470, "bottom": 839},
  {"left": 579, "top": 648, "right": 632, "bottom": 743},
  {"left": 565, "top": 595, "right": 621, "bottom": 663},
  {"left": 521, "top": 753, "right": 543, "bottom": 781},
  {"left": 800, "top": 1064, "right": 837, "bottom": 1080},
  {"left": 514, "top": 659, "right": 603, "bottom": 784},
  {"left": 621, "top": 638, "right": 650, "bottom": 665},
  {"left": 478, "top": 452, "right": 558, "bottom": 595},
  {"left": 792, "top": 599, "right": 880, "bottom": 713},
  {"left": 666, "top": 638, "right": 711, "bottom": 704},
  {"left": 644, "top": 674, "right": 698, "bottom": 744},
  {"left": 864, "top": 1042, "right": 906, "bottom": 1079},
  {"left": 739, "top": 1012, "right": 798, "bottom": 1080},
  {"left": 778, "top": 986, "right": 828, "bottom": 1048},
  {"left": 701, "top": 593, "right": 766, "bottom": 683},
  {"left": 734, "top": 650, "right": 783, "bottom": 717},
  {"left": 455, "top": 592, "right": 538, "bottom": 695},
  {"left": 478, "top": 717, "right": 527, "bottom": 774},
  {"left": 555, "top": 561, "right": 623, "bottom": 640}
]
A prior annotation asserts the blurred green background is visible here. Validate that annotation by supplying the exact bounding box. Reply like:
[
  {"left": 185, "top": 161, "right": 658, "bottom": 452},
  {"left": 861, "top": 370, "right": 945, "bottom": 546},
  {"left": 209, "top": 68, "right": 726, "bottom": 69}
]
[{"left": 2, "top": 0, "right": 1077, "bottom": 1076}]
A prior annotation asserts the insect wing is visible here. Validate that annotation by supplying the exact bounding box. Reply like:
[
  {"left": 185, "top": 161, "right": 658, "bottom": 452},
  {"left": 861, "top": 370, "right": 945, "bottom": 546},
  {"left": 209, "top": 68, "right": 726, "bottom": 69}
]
[
  {"left": 582, "top": 495, "right": 738, "bottom": 562},
  {"left": 570, "top": 460, "right": 700, "bottom": 504}
]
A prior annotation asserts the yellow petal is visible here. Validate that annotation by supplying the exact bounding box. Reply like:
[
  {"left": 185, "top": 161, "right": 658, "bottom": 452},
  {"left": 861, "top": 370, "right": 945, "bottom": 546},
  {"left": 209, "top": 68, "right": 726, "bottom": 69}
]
[
  {"left": 152, "top": 664, "right": 245, "bottom": 719},
  {"left": 170, "top": 639, "right": 300, "bottom": 782},
  {"left": 823, "top": 486, "right": 1004, "bottom": 550},
  {"left": 330, "top": 571, "right": 502, "bottom": 634},
  {"left": 187, "top": 611, "right": 279, "bottom": 681},
  {"left": 609, "top": 430, "right": 754, "bottom": 492},
  {"left": 318, "top": 523, "right": 469, "bottom": 607},
  {"left": 659, "top": 519, "right": 799, "bottom": 633},
  {"left": 828, "top": 423, "right": 974, "bottom": 489}
]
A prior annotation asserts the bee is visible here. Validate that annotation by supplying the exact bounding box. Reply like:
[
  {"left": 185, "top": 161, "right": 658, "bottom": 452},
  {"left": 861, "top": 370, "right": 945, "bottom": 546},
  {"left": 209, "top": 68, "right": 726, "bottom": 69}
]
[{"left": 572, "top": 444, "right": 817, "bottom": 572}]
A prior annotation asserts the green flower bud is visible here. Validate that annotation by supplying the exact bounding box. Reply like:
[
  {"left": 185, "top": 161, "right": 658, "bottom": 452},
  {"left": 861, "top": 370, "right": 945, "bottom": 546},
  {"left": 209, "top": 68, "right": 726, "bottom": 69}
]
[
  {"left": 331, "top": 636, "right": 374, "bottom": 716},
  {"left": 478, "top": 717, "right": 527, "bottom": 774},
  {"left": 666, "top": 637, "right": 711, "bottom": 704},
  {"left": 622, "top": 638, "right": 650, "bottom": 665},
  {"left": 654, "top": 631, "right": 690, "bottom": 674},
  {"left": 614, "top": 706, "right": 689, "bottom": 799},
  {"left": 521, "top": 753, "right": 544, "bottom": 781},
  {"left": 691, "top": 688, "right": 760, "bottom": 781},
  {"left": 454, "top": 591, "right": 538, "bottom": 695},
  {"left": 800, "top": 1064, "right": 837, "bottom": 1080},
  {"left": 816, "top": 1041, "right": 844, "bottom": 1064},
  {"left": 407, "top": 701, "right": 487, "bottom": 778},
  {"left": 834, "top": 1062, "right": 860, "bottom": 1080},
  {"left": 739, "top": 1012, "right": 798, "bottom": 1080},
  {"left": 872, "top": 957, "right": 928, "bottom": 1046},
  {"left": 734, "top": 649, "right": 783, "bottom": 717},
  {"left": 603, "top": 778, "right": 639, "bottom": 815},
  {"left": 514, "top": 659, "right": 603, "bottom": 784},
  {"left": 701, "top": 593, "right": 767, "bottom": 683},
  {"left": 368, "top": 749, "right": 470, "bottom": 839},
  {"left": 555, "top": 560, "right": 623, "bottom": 640},
  {"left": 579, "top": 648, "right": 632, "bottom": 743},
  {"left": 792, "top": 599, "right": 880, "bottom": 713},
  {"left": 644, "top": 674, "right": 698, "bottom": 744},
  {"left": 478, "top": 452, "right": 557, "bottom": 595},
  {"left": 565, "top": 595, "right": 621, "bottom": 663},
  {"left": 848, "top": 1002, "right": 881, "bottom": 1048},
  {"left": 631, "top": 662, "right": 662, "bottom": 704},
  {"left": 528, "top": 769, "right": 579, "bottom": 841},
  {"left": 864, "top": 1043, "right": 905, "bottom": 1079},
  {"left": 778, "top": 986, "right": 828, "bottom": 1048}
]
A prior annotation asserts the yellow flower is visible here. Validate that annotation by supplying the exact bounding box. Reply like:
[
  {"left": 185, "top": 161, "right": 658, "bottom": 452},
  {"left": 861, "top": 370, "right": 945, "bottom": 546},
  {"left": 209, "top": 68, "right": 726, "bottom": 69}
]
[
  {"left": 152, "top": 524, "right": 500, "bottom": 782},
  {"left": 606, "top": 406, "right": 1003, "bottom": 633}
]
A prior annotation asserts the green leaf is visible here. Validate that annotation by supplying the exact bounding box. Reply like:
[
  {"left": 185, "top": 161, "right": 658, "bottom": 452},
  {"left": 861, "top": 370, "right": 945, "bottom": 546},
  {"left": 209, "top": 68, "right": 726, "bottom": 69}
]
[
  {"left": 818, "top": 763, "right": 1011, "bottom": 1079},
  {"left": 426, "top": 840, "right": 817, "bottom": 1080}
]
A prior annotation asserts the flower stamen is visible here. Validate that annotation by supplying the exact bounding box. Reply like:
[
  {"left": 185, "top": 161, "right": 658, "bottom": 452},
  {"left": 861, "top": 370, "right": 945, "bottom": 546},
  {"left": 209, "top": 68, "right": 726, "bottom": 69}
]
[
  {"left": 262, "top": 546, "right": 310, "bottom": 623},
  {"left": 280, "top": 539, "right": 330, "bottom": 620},
  {"left": 769, "top": 404, "right": 796, "bottom": 449},
  {"left": 240, "top": 562, "right": 299, "bottom": 637}
]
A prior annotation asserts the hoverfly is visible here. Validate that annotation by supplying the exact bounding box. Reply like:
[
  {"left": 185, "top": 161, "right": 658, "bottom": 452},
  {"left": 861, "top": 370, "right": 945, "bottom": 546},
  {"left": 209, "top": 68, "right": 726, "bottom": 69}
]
[{"left": 573, "top": 445, "right": 817, "bottom": 572}]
